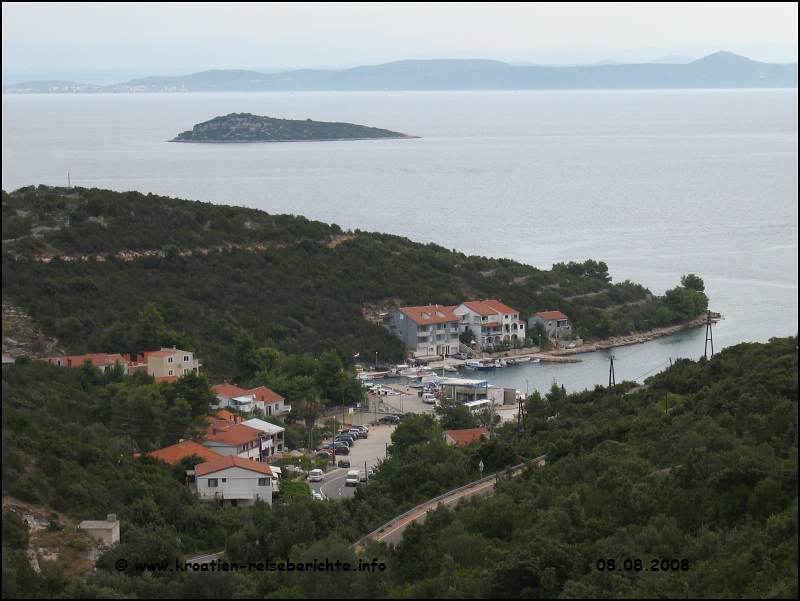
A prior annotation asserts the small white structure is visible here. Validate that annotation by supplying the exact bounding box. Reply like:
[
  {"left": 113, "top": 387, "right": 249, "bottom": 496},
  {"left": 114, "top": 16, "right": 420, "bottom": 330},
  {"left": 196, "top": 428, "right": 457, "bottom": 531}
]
[
  {"left": 78, "top": 514, "right": 120, "bottom": 544},
  {"left": 242, "top": 418, "right": 286, "bottom": 459},
  {"left": 193, "top": 455, "right": 275, "bottom": 508}
]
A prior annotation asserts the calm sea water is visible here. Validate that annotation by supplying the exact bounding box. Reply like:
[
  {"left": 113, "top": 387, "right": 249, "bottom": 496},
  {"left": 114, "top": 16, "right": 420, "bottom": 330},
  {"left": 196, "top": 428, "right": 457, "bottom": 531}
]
[{"left": 2, "top": 90, "right": 797, "bottom": 393}]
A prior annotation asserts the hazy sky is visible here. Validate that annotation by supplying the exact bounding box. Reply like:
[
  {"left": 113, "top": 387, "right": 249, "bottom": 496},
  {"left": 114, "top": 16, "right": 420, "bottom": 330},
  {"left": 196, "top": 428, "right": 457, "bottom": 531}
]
[{"left": 3, "top": 2, "right": 797, "bottom": 51}]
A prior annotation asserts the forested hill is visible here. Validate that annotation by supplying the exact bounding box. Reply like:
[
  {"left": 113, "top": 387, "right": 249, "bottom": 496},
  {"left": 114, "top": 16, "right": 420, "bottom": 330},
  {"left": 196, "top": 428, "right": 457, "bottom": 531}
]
[
  {"left": 171, "top": 113, "right": 413, "bottom": 142},
  {"left": 2, "top": 186, "right": 708, "bottom": 379}
]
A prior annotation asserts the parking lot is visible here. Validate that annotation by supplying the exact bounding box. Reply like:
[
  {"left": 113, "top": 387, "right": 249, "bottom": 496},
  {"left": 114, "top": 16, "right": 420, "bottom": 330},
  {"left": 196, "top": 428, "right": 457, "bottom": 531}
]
[{"left": 310, "top": 421, "right": 396, "bottom": 500}]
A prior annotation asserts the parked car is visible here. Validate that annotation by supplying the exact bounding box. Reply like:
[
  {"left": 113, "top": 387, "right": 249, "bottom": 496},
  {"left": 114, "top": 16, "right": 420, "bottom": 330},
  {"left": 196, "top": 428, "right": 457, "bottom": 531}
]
[
  {"left": 337, "top": 459, "right": 351, "bottom": 468},
  {"left": 315, "top": 450, "right": 331, "bottom": 459},
  {"left": 345, "top": 470, "right": 360, "bottom": 486},
  {"left": 453, "top": 352, "right": 470, "bottom": 360},
  {"left": 422, "top": 393, "right": 437, "bottom": 404},
  {"left": 359, "top": 469, "right": 375, "bottom": 482},
  {"left": 308, "top": 469, "right": 324, "bottom": 482},
  {"left": 334, "top": 437, "right": 353, "bottom": 447},
  {"left": 333, "top": 446, "right": 349, "bottom": 455},
  {"left": 348, "top": 428, "right": 367, "bottom": 439},
  {"left": 378, "top": 415, "right": 399, "bottom": 425}
]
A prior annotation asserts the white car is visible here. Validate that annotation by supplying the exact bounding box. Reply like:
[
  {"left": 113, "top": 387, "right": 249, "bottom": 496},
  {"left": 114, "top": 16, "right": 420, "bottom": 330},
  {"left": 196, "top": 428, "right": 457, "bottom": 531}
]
[
  {"left": 311, "top": 490, "right": 325, "bottom": 501},
  {"left": 345, "top": 470, "right": 360, "bottom": 486},
  {"left": 422, "top": 393, "right": 437, "bottom": 404},
  {"left": 307, "top": 468, "right": 324, "bottom": 482}
]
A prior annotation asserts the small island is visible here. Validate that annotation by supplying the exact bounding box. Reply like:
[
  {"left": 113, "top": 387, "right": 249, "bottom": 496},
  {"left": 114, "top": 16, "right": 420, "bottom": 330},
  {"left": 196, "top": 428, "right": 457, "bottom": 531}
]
[{"left": 170, "top": 113, "right": 416, "bottom": 143}]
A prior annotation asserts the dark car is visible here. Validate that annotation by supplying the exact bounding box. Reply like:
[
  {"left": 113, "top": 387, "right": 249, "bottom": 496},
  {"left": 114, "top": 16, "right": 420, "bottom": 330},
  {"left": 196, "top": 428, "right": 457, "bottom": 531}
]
[
  {"left": 337, "top": 434, "right": 357, "bottom": 444},
  {"left": 334, "top": 446, "right": 349, "bottom": 455},
  {"left": 315, "top": 450, "right": 331, "bottom": 459},
  {"left": 337, "top": 459, "right": 351, "bottom": 468},
  {"left": 334, "top": 437, "right": 352, "bottom": 447},
  {"left": 378, "top": 415, "right": 400, "bottom": 424}
]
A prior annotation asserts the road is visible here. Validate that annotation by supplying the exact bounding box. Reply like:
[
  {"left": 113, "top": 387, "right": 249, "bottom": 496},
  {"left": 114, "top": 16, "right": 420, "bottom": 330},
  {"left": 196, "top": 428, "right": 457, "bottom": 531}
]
[{"left": 309, "top": 422, "right": 395, "bottom": 500}]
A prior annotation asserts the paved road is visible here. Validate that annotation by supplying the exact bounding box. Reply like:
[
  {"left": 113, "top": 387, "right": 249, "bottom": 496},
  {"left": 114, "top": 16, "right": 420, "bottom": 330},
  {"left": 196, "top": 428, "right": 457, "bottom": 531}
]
[{"left": 309, "top": 422, "right": 395, "bottom": 500}]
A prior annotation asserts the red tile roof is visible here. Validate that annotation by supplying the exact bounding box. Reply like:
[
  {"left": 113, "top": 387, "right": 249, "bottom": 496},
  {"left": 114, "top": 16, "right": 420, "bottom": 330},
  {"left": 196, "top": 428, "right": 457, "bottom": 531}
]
[
  {"left": 194, "top": 455, "right": 273, "bottom": 477},
  {"left": 215, "top": 383, "right": 251, "bottom": 399},
  {"left": 482, "top": 300, "right": 518, "bottom": 315},
  {"left": 460, "top": 301, "right": 497, "bottom": 316},
  {"left": 205, "top": 423, "right": 261, "bottom": 446},
  {"left": 215, "top": 409, "right": 240, "bottom": 423},
  {"left": 145, "top": 350, "right": 176, "bottom": 357},
  {"left": 536, "top": 311, "right": 569, "bottom": 321},
  {"left": 400, "top": 305, "right": 459, "bottom": 325},
  {"left": 248, "top": 386, "right": 284, "bottom": 404},
  {"left": 445, "top": 428, "right": 490, "bottom": 446},
  {"left": 150, "top": 441, "right": 223, "bottom": 465},
  {"left": 44, "top": 353, "right": 127, "bottom": 367}
]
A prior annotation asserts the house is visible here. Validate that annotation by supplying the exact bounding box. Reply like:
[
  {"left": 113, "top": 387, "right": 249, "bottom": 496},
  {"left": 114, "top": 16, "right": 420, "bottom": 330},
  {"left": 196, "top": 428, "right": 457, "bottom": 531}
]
[
  {"left": 2, "top": 355, "right": 15, "bottom": 368},
  {"left": 242, "top": 418, "right": 286, "bottom": 459},
  {"left": 382, "top": 304, "right": 461, "bottom": 358},
  {"left": 248, "top": 386, "right": 289, "bottom": 418},
  {"left": 453, "top": 300, "right": 525, "bottom": 347},
  {"left": 214, "top": 383, "right": 290, "bottom": 418},
  {"left": 149, "top": 440, "right": 223, "bottom": 465},
  {"left": 78, "top": 514, "right": 120, "bottom": 544},
  {"left": 43, "top": 353, "right": 129, "bottom": 374},
  {"left": 203, "top": 421, "right": 264, "bottom": 461},
  {"left": 444, "top": 428, "right": 490, "bottom": 446},
  {"left": 130, "top": 346, "right": 201, "bottom": 379},
  {"left": 528, "top": 311, "right": 572, "bottom": 340},
  {"left": 191, "top": 455, "right": 275, "bottom": 507}
]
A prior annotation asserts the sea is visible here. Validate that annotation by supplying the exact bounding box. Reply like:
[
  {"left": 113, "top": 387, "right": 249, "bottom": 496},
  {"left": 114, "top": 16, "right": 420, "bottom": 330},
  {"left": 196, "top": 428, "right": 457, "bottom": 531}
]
[{"left": 2, "top": 89, "right": 797, "bottom": 394}]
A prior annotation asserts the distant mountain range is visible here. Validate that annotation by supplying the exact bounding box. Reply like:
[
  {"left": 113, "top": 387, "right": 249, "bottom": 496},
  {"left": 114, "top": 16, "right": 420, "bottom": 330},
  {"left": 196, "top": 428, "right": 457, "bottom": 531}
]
[{"left": 3, "top": 52, "right": 796, "bottom": 93}]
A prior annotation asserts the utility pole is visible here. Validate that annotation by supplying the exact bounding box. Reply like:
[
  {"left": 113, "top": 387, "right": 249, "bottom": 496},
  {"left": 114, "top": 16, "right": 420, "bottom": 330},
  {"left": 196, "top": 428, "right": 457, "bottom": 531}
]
[
  {"left": 375, "top": 351, "right": 378, "bottom": 371},
  {"left": 608, "top": 356, "right": 616, "bottom": 388},
  {"left": 67, "top": 173, "right": 71, "bottom": 188},
  {"left": 704, "top": 311, "right": 718, "bottom": 358}
]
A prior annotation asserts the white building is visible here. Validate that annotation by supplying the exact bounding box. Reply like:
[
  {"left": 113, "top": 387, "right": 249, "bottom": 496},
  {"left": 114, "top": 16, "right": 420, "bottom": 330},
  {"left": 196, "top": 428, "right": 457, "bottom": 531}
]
[
  {"left": 382, "top": 304, "right": 461, "bottom": 358},
  {"left": 242, "top": 418, "right": 286, "bottom": 459},
  {"left": 192, "top": 455, "right": 275, "bottom": 508},
  {"left": 453, "top": 300, "right": 526, "bottom": 347}
]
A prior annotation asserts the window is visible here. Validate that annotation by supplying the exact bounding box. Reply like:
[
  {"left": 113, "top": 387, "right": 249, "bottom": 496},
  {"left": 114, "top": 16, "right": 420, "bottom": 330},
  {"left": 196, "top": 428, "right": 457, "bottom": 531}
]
[
  {"left": 208, "top": 478, "right": 218, "bottom": 487},
  {"left": 184, "top": 368, "right": 189, "bottom": 374},
  {"left": 168, "top": 369, "right": 174, "bottom": 376},
  {"left": 230, "top": 499, "right": 238, "bottom": 508},
  {"left": 168, "top": 357, "right": 173, "bottom": 364},
  {"left": 183, "top": 355, "right": 190, "bottom": 362},
  {"left": 275, "top": 403, "right": 280, "bottom": 412},
  {"left": 258, "top": 478, "right": 270, "bottom": 486},
  {"left": 221, "top": 478, "right": 227, "bottom": 482}
]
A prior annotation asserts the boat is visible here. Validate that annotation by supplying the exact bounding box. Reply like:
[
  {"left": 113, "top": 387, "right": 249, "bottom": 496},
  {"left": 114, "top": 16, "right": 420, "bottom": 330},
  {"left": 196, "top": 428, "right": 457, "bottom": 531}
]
[
  {"left": 515, "top": 357, "right": 532, "bottom": 363},
  {"left": 443, "top": 364, "right": 458, "bottom": 373},
  {"left": 465, "top": 360, "right": 495, "bottom": 371}
]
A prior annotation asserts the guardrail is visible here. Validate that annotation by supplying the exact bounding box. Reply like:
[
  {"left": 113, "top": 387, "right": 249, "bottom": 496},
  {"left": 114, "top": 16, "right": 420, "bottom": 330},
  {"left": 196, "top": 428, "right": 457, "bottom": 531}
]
[{"left": 351, "top": 455, "right": 546, "bottom": 549}]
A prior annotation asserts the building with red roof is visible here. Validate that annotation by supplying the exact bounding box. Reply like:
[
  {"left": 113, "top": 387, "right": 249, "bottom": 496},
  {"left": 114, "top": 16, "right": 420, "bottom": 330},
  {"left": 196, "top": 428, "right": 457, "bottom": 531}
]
[
  {"left": 203, "top": 422, "right": 264, "bottom": 461},
  {"left": 444, "top": 428, "right": 490, "bottom": 446},
  {"left": 191, "top": 455, "right": 275, "bottom": 507},
  {"left": 213, "top": 383, "right": 289, "bottom": 419},
  {"left": 43, "top": 353, "right": 130, "bottom": 373},
  {"left": 453, "top": 300, "right": 525, "bottom": 348},
  {"left": 382, "top": 304, "right": 461, "bottom": 358},
  {"left": 149, "top": 440, "right": 223, "bottom": 465},
  {"left": 528, "top": 311, "right": 572, "bottom": 341}
]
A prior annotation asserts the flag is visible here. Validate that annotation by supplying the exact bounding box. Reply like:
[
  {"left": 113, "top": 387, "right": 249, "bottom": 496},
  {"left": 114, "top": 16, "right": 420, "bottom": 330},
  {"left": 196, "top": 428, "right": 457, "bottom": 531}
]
[{"left": 353, "top": 352, "right": 360, "bottom": 358}]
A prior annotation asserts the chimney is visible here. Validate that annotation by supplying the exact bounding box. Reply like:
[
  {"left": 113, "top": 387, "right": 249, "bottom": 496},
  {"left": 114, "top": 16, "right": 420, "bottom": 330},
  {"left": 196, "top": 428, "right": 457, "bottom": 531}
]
[
  {"left": 196, "top": 435, "right": 202, "bottom": 443},
  {"left": 107, "top": 514, "right": 116, "bottom": 522}
]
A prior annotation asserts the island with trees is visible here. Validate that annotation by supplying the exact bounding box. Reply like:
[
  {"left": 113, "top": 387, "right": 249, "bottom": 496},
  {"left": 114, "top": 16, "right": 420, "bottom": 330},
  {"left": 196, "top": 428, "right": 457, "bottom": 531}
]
[{"left": 170, "top": 113, "right": 415, "bottom": 143}]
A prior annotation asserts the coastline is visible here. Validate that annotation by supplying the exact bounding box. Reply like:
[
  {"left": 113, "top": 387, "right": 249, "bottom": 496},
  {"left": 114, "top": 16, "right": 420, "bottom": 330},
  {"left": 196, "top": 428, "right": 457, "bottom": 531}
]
[{"left": 168, "top": 135, "right": 419, "bottom": 143}]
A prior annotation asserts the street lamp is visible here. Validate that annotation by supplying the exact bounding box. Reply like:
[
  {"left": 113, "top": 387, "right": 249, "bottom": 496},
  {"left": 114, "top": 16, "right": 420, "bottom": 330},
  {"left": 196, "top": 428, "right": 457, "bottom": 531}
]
[{"left": 375, "top": 351, "right": 378, "bottom": 371}]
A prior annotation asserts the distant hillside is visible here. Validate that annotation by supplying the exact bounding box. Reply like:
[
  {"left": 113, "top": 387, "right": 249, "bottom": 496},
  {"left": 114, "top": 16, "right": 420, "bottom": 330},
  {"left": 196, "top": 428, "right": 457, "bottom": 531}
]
[
  {"left": 171, "top": 113, "right": 414, "bottom": 143},
  {"left": 3, "top": 52, "right": 796, "bottom": 93}
]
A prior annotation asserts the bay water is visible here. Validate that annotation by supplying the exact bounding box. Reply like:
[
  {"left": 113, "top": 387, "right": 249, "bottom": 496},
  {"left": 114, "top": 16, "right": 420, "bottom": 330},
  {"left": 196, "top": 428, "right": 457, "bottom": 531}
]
[{"left": 2, "top": 90, "right": 797, "bottom": 393}]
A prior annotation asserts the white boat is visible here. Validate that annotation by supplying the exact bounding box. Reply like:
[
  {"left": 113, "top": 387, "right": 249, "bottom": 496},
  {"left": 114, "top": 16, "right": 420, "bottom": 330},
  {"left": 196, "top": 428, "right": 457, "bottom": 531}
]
[{"left": 443, "top": 364, "right": 458, "bottom": 373}]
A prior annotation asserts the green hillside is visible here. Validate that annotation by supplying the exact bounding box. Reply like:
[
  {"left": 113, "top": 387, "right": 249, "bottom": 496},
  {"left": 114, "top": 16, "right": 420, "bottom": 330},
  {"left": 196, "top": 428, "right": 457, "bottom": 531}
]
[
  {"left": 2, "top": 185, "right": 708, "bottom": 380},
  {"left": 2, "top": 333, "right": 796, "bottom": 597}
]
